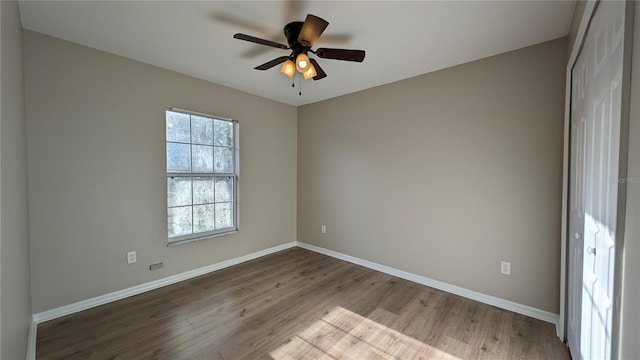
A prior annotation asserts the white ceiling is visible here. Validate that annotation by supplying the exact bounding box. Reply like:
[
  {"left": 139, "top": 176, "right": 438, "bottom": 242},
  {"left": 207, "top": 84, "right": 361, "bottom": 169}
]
[{"left": 18, "top": 1, "right": 576, "bottom": 106}]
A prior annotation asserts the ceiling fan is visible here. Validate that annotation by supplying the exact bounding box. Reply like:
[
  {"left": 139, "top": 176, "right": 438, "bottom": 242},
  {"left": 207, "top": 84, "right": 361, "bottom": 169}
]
[{"left": 233, "top": 14, "right": 366, "bottom": 81}]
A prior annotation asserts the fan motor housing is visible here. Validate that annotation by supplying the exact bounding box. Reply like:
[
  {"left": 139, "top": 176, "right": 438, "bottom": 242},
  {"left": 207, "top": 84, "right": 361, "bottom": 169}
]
[{"left": 284, "top": 21, "right": 304, "bottom": 48}]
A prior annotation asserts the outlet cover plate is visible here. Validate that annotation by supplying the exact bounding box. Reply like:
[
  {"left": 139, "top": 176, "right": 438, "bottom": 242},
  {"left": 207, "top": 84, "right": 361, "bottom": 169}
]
[
  {"left": 500, "top": 261, "right": 511, "bottom": 275},
  {"left": 127, "top": 251, "right": 137, "bottom": 264}
]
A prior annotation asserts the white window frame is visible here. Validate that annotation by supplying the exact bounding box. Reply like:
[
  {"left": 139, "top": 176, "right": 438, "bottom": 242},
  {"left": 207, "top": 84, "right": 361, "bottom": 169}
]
[{"left": 165, "top": 107, "right": 239, "bottom": 246}]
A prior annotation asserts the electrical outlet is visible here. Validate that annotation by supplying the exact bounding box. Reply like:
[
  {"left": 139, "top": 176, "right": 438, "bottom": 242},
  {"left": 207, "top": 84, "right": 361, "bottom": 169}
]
[
  {"left": 500, "top": 261, "right": 511, "bottom": 275},
  {"left": 321, "top": 224, "right": 327, "bottom": 234},
  {"left": 127, "top": 251, "right": 137, "bottom": 264}
]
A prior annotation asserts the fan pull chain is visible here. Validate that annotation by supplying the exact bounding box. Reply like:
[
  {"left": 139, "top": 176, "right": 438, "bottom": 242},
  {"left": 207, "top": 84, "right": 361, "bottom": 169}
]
[{"left": 299, "top": 75, "right": 302, "bottom": 96}]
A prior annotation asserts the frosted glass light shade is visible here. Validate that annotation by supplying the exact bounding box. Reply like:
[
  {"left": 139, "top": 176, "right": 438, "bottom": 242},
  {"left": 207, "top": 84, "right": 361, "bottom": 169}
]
[
  {"left": 302, "top": 63, "right": 317, "bottom": 80},
  {"left": 295, "top": 53, "right": 311, "bottom": 73},
  {"left": 280, "top": 59, "right": 295, "bottom": 78}
]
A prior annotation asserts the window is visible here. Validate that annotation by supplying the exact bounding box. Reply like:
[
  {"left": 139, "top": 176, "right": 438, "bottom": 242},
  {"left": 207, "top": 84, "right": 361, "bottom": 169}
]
[{"left": 165, "top": 108, "right": 237, "bottom": 244}]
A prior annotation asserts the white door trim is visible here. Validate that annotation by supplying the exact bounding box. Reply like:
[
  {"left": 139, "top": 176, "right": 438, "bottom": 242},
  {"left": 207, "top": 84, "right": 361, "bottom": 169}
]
[{"left": 611, "top": 3, "right": 635, "bottom": 358}]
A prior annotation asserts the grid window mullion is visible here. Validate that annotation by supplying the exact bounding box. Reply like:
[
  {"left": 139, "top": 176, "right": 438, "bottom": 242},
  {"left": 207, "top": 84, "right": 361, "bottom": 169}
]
[
  {"left": 190, "top": 177, "right": 194, "bottom": 235},
  {"left": 190, "top": 116, "right": 193, "bottom": 234},
  {"left": 213, "top": 176, "right": 217, "bottom": 229}
]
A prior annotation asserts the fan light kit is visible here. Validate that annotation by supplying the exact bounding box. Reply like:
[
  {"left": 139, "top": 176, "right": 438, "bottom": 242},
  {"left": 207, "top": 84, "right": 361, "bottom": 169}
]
[{"left": 233, "top": 14, "right": 366, "bottom": 93}]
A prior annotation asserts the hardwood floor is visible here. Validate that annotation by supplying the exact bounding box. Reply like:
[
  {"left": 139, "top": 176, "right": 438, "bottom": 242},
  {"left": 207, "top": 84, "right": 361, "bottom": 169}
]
[{"left": 36, "top": 248, "right": 570, "bottom": 359}]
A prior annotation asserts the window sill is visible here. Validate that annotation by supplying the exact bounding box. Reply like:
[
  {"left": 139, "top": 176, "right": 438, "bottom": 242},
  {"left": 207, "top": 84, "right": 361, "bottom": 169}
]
[{"left": 167, "top": 230, "right": 239, "bottom": 247}]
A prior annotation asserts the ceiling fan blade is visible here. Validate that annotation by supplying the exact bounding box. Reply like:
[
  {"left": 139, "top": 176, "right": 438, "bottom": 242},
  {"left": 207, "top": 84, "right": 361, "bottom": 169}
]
[
  {"left": 212, "top": 13, "right": 271, "bottom": 34},
  {"left": 297, "top": 14, "right": 329, "bottom": 47},
  {"left": 316, "top": 48, "right": 365, "bottom": 62},
  {"left": 317, "top": 33, "right": 352, "bottom": 45},
  {"left": 241, "top": 35, "right": 288, "bottom": 59},
  {"left": 309, "top": 58, "right": 327, "bottom": 80},
  {"left": 233, "top": 33, "right": 289, "bottom": 49},
  {"left": 254, "top": 56, "right": 290, "bottom": 70},
  {"left": 242, "top": 44, "right": 281, "bottom": 59}
]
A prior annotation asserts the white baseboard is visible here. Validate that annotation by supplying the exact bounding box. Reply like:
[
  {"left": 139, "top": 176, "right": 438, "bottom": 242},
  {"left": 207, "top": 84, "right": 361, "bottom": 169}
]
[
  {"left": 32, "top": 241, "right": 297, "bottom": 324},
  {"left": 27, "top": 240, "right": 559, "bottom": 358},
  {"left": 26, "top": 321, "right": 37, "bottom": 360},
  {"left": 296, "top": 241, "right": 559, "bottom": 324}
]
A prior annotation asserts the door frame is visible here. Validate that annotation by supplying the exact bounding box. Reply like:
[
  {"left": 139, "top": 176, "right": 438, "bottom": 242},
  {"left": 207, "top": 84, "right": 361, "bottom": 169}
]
[{"left": 559, "top": 2, "right": 634, "bottom": 358}]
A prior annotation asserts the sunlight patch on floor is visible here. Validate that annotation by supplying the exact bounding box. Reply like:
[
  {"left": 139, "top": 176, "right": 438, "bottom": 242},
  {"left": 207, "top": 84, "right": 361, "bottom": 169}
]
[{"left": 270, "top": 306, "right": 460, "bottom": 360}]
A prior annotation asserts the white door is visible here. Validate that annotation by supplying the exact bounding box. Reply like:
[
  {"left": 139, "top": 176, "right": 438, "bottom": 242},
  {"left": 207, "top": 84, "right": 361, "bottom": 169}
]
[{"left": 568, "top": 2, "right": 625, "bottom": 359}]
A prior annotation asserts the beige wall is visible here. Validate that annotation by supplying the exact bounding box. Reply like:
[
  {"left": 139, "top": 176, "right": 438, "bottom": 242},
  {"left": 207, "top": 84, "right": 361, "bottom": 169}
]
[
  {"left": 620, "top": 3, "right": 640, "bottom": 358},
  {"left": 1, "top": 1, "right": 32, "bottom": 358},
  {"left": 298, "top": 38, "right": 566, "bottom": 313},
  {"left": 23, "top": 31, "right": 297, "bottom": 313}
]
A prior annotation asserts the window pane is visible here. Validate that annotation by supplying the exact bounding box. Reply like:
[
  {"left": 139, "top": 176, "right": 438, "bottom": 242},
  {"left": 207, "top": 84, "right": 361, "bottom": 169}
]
[
  {"left": 214, "top": 147, "right": 233, "bottom": 173},
  {"left": 168, "top": 206, "right": 192, "bottom": 237},
  {"left": 193, "top": 178, "right": 215, "bottom": 205},
  {"left": 167, "top": 177, "right": 192, "bottom": 207},
  {"left": 215, "top": 177, "right": 233, "bottom": 202},
  {"left": 192, "top": 145, "right": 214, "bottom": 173},
  {"left": 166, "top": 111, "right": 190, "bottom": 143},
  {"left": 215, "top": 202, "right": 233, "bottom": 229},
  {"left": 167, "top": 143, "right": 191, "bottom": 172},
  {"left": 194, "top": 204, "right": 215, "bottom": 233},
  {"left": 166, "top": 110, "right": 236, "bottom": 241},
  {"left": 214, "top": 119, "right": 233, "bottom": 147},
  {"left": 191, "top": 115, "right": 213, "bottom": 145}
]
